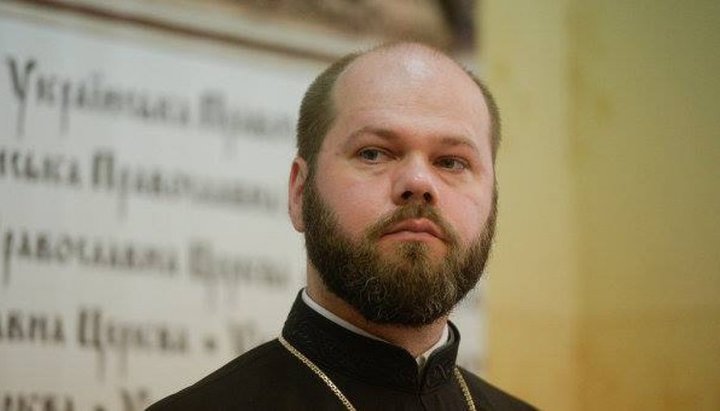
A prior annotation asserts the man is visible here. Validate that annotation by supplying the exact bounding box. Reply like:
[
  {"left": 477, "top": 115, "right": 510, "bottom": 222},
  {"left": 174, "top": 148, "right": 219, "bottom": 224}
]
[{"left": 148, "top": 42, "right": 536, "bottom": 410}]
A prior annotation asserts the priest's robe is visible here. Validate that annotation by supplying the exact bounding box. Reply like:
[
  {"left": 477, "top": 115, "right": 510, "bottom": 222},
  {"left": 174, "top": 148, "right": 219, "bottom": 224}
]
[{"left": 147, "top": 293, "right": 536, "bottom": 410}]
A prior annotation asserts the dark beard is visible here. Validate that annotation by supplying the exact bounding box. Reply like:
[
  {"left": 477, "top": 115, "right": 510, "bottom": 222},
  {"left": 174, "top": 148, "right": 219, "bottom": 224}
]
[{"left": 302, "top": 178, "right": 497, "bottom": 327}]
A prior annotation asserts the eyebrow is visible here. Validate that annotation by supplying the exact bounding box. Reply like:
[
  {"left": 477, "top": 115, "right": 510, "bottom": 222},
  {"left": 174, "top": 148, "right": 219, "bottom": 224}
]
[
  {"left": 345, "top": 126, "right": 397, "bottom": 144},
  {"left": 343, "top": 126, "right": 480, "bottom": 154},
  {"left": 437, "top": 136, "right": 480, "bottom": 154}
]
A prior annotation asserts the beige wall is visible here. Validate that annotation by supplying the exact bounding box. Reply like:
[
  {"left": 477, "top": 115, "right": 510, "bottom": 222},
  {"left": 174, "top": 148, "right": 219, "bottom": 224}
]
[{"left": 482, "top": 1, "right": 720, "bottom": 410}]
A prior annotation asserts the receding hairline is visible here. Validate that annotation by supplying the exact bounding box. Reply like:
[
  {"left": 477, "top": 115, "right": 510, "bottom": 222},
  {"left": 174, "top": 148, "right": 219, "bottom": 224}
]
[
  {"left": 296, "top": 42, "right": 501, "bottom": 173},
  {"left": 332, "top": 42, "right": 474, "bottom": 103},
  {"left": 330, "top": 42, "right": 498, "bottom": 152}
]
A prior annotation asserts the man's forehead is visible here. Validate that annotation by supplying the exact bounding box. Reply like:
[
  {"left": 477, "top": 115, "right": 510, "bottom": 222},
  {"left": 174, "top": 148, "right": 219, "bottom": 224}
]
[
  {"left": 331, "top": 45, "right": 488, "bottom": 118},
  {"left": 326, "top": 45, "right": 491, "bottom": 144},
  {"left": 335, "top": 44, "right": 466, "bottom": 91}
]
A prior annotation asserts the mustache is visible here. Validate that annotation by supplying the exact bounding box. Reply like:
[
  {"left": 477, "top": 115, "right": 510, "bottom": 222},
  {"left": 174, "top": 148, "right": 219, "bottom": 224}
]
[{"left": 365, "top": 203, "right": 460, "bottom": 245}]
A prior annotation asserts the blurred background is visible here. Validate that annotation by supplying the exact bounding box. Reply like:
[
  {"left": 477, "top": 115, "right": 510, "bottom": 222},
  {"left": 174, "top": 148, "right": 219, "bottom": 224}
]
[{"left": 0, "top": 1, "right": 718, "bottom": 410}]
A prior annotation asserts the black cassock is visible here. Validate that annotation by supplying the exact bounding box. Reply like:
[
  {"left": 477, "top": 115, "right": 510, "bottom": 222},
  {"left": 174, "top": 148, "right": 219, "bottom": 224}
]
[{"left": 147, "top": 292, "right": 536, "bottom": 411}]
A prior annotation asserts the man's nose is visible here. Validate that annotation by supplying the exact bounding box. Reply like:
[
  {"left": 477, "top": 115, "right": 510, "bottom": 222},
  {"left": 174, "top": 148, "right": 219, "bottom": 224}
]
[{"left": 391, "top": 156, "right": 439, "bottom": 206}]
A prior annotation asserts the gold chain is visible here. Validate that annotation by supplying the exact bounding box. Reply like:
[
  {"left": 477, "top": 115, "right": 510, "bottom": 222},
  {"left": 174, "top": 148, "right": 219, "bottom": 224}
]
[
  {"left": 454, "top": 367, "right": 477, "bottom": 411},
  {"left": 279, "top": 335, "right": 357, "bottom": 411},
  {"left": 279, "top": 335, "right": 476, "bottom": 411}
]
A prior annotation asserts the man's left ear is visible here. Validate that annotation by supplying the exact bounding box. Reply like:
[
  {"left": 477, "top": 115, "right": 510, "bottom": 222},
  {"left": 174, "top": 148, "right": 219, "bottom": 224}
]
[{"left": 288, "top": 157, "right": 308, "bottom": 232}]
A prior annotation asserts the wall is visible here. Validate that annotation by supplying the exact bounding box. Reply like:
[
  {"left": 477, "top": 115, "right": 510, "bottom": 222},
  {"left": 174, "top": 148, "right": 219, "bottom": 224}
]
[
  {"left": 482, "top": 0, "right": 720, "bottom": 409},
  {"left": 0, "top": 5, "right": 318, "bottom": 408},
  {"left": 0, "top": 3, "right": 489, "bottom": 409}
]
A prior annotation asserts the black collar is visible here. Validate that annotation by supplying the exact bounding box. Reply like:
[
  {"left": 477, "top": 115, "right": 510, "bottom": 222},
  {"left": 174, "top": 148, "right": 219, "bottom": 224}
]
[{"left": 281, "top": 291, "right": 461, "bottom": 393}]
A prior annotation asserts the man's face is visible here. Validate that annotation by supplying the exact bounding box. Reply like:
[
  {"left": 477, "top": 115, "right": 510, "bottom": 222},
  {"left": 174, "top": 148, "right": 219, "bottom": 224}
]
[{"left": 295, "top": 48, "right": 497, "bottom": 326}]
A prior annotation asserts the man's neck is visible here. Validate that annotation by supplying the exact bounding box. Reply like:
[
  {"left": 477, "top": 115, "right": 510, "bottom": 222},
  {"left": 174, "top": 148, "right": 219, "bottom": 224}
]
[{"left": 306, "top": 273, "right": 448, "bottom": 358}]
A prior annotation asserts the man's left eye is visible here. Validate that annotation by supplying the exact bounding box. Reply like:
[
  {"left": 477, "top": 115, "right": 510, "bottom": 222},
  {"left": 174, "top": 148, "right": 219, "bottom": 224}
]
[{"left": 436, "top": 157, "right": 468, "bottom": 171}]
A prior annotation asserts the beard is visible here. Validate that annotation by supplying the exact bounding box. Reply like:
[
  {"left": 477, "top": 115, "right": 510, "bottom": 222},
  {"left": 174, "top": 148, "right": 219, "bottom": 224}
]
[{"left": 302, "top": 178, "right": 497, "bottom": 327}]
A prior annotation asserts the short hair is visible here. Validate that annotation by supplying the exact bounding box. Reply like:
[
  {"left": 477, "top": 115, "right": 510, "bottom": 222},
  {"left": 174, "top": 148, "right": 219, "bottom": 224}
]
[{"left": 296, "top": 44, "right": 501, "bottom": 174}]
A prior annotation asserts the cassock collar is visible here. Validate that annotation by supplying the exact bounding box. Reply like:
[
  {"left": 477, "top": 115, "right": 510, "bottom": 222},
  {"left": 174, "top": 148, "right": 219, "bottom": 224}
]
[
  {"left": 300, "top": 288, "right": 450, "bottom": 369},
  {"left": 282, "top": 291, "right": 462, "bottom": 394}
]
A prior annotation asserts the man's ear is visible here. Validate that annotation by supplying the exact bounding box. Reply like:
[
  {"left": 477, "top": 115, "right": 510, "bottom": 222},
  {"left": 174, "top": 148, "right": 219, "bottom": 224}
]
[{"left": 288, "top": 157, "right": 308, "bottom": 232}]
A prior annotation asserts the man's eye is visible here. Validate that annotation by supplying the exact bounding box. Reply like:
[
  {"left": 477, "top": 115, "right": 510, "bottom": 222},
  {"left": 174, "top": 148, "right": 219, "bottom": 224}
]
[
  {"left": 358, "top": 148, "right": 387, "bottom": 162},
  {"left": 436, "top": 157, "right": 468, "bottom": 171}
]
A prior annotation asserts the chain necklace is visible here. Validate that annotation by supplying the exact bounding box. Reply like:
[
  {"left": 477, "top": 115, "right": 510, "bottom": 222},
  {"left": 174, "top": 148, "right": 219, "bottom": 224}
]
[{"left": 279, "top": 335, "right": 477, "bottom": 411}]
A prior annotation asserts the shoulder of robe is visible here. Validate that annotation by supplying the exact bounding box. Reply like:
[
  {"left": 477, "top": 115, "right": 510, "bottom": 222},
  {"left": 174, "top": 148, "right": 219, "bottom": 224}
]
[
  {"left": 457, "top": 367, "right": 539, "bottom": 411},
  {"left": 146, "top": 339, "right": 305, "bottom": 411}
]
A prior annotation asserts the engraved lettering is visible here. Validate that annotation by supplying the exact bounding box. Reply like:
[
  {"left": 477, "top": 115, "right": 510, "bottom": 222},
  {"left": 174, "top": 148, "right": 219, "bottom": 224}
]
[{"left": 6, "top": 57, "right": 35, "bottom": 137}]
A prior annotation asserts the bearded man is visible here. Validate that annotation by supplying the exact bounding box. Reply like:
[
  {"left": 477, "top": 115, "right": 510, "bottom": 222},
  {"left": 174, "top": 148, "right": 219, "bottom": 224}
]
[{"left": 148, "top": 42, "right": 536, "bottom": 410}]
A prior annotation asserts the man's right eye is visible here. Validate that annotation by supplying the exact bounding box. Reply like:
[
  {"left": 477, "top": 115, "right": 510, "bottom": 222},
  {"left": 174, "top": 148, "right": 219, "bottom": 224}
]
[{"left": 357, "top": 148, "right": 387, "bottom": 162}]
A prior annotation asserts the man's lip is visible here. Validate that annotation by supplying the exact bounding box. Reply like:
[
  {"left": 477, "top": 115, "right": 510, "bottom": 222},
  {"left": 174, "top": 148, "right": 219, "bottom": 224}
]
[{"left": 382, "top": 219, "right": 445, "bottom": 241}]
